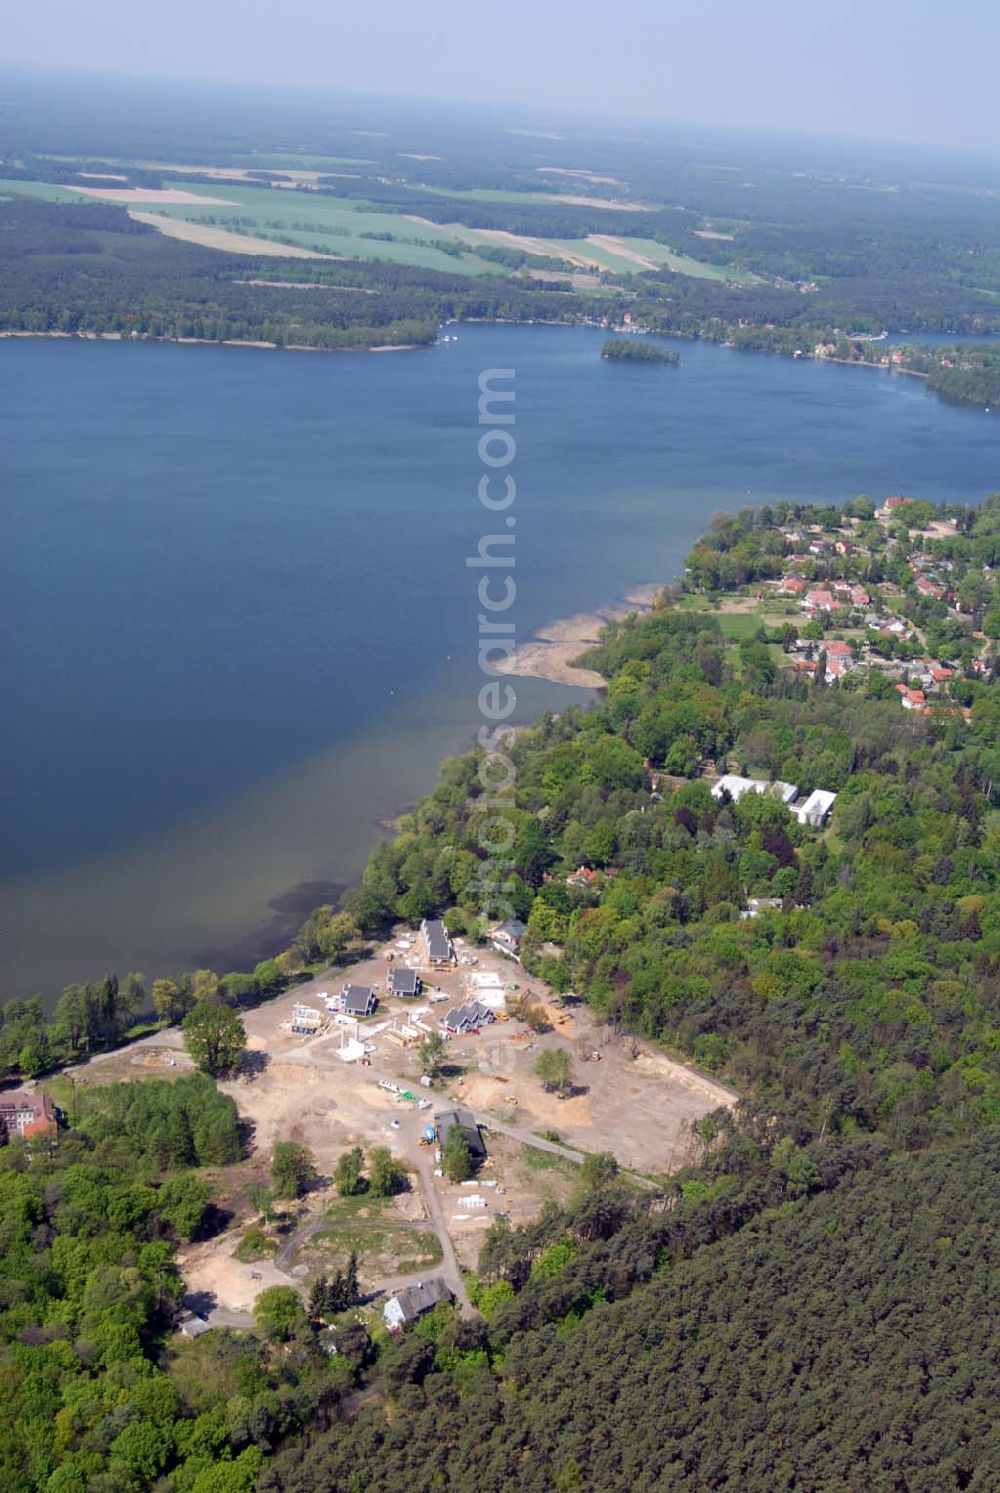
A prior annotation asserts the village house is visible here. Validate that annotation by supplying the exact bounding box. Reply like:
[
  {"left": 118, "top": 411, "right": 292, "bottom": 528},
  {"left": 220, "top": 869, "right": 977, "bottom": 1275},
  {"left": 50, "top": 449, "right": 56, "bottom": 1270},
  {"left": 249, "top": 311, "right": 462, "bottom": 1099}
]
[
  {"left": 387, "top": 967, "right": 421, "bottom": 998},
  {"left": 740, "top": 897, "right": 784, "bottom": 920},
  {"left": 420, "top": 918, "right": 456, "bottom": 967},
  {"left": 491, "top": 919, "right": 527, "bottom": 959},
  {"left": 877, "top": 495, "right": 914, "bottom": 520},
  {"left": 805, "top": 588, "right": 836, "bottom": 611},
  {"left": 341, "top": 984, "right": 378, "bottom": 1018},
  {"left": 383, "top": 1278, "right": 453, "bottom": 1332},
  {"left": 442, "top": 1001, "right": 495, "bottom": 1036},
  {"left": 897, "top": 685, "right": 927, "bottom": 712},
  {"left": 566, "top": 865, "right": 599, "bottom": 888},
  {"left": 435, "top": 1107, "right": 487, "bottom": 1164},
  {"left": 0, "top": 1089, "right": 58, "bottom": 1141},
  {"left": 824, "top": 640, "right": 852, "bottom": 658},
  {"left": 793, "top": 788, "right": 838, "bottom": 828}
]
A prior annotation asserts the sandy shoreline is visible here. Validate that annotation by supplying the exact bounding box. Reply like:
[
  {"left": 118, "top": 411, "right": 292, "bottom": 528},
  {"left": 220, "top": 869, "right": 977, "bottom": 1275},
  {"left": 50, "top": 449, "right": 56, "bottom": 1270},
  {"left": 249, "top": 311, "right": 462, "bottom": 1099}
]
[
  {"left": 0, "top": 329, "right": 421, "bottom": 354},
  {"left": 498, "top": 583, "right": 661, "bottom": 689}
]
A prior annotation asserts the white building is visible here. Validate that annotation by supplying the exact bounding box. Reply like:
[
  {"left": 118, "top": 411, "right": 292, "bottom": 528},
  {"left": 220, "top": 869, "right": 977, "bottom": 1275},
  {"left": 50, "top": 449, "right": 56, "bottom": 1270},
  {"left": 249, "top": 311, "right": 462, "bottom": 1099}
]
[
  {"left": 711, "top": 774, "right": 799, "bottom": 806},
  {"left": 793, "top": 789, "right": 838, "bottom": 828}
]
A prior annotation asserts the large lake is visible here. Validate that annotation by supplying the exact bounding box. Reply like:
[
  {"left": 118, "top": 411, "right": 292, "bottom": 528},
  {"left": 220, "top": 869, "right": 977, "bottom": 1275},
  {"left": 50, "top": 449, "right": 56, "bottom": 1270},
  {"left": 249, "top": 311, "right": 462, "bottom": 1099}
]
[{"left": 2, "top": 325, "right": 998, "bottom": 1001}]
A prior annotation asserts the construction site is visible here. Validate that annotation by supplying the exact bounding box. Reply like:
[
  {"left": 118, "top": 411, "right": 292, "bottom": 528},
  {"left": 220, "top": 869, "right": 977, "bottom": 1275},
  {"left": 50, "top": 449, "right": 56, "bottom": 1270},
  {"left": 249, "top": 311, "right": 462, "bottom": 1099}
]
[{"left": 90, "top": 924, "right": 736, "bottom": 1326}]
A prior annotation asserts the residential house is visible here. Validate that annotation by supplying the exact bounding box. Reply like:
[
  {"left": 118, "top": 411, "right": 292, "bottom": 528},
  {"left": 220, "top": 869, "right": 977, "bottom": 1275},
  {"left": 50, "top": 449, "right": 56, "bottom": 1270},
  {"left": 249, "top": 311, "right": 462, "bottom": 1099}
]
[
  {"left": 421, "top": 918, "right": 456, "bottom": 967},
  {"left": 566, "top": 865, "right": 599, "bottom": 888},
  {"left": 793, "top": 788, "right": 838, "bottom": 828},
  {"left": 805, "top": 589, "right": 836, "bottom": 611},
  {"left": 897, "top": 685, "right": 926, "bottom": 712},
  {"left": 740, "top": 897, "right": 784, "bottom": 920},
  {"left": 442, "top": 1001, "right": 495, "bottom": 1036},
  {"left": 781, "top": 576, "right": 807, "bottom": 596},
  {"left": 0, "top": 1090, "right": 58, "bottom": 1141},
  {"left": 176, "top": 1308, "right": 211, "bottom": 1339},
  {"left": 492, "top": 919, "right": 527, "bottom": 959},
  {"left": 341, "top": 985, "right": 378, "bottom": 1018},
  {"left": 878, "top": 495, "right": 914, "bottom": 520},
  {"left": 290, "top": 1004, "right": 323, "bottom": 1035},
  {"left": 824, "top": 640, "right": 852, "bottom": 658},
  {"left": 387, "top": 967, "right": 421, "bottom": 998},
  {"left": 384, "top": 1278, "right": 453, "bottom": 1331},
  {"left": 435, "top": 1107, "right": 487, "bottom": 1163}
]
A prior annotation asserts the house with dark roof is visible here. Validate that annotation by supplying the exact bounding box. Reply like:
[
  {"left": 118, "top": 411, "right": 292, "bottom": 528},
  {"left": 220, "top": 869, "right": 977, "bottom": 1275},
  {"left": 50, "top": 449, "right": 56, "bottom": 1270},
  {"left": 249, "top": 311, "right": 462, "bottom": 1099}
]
[
  {"left": 443, "top": 1001, "right": 495, "bottom": 1036},
  {"left": 420, "top": 918, "right": 455, "bottom": 966},
  {"left": 491, "top": 919, "right": 526, "bottom": 959},
  {"left": 387, "top": 967, "right": 421, "bottom": 998},
  {"left": 383, "top": 1278, "right": 453, "bottom": 1331},
  {"left": 341, "top": 984, "right": 378, "bottom": 1018},
  {"left": 435, "top": 1107, "right": 487, "bottom": 1164}
]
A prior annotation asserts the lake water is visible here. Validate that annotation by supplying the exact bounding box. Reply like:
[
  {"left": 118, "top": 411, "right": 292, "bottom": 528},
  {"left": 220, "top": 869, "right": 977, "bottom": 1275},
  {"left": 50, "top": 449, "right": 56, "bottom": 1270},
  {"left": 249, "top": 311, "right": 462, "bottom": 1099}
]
[{"left": 2, "top": 324, "right": 998, "bottom": 1001}]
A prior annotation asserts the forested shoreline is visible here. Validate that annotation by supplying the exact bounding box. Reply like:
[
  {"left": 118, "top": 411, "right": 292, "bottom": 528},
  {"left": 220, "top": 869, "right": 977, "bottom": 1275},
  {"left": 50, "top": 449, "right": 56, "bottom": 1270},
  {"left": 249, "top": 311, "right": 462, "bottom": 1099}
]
[
  {"left": 5, "top": 496, "right": 1000, "bottom": 1489},
  {"left": 5, "top": 195, "right": 1000, "bottom": 407}
]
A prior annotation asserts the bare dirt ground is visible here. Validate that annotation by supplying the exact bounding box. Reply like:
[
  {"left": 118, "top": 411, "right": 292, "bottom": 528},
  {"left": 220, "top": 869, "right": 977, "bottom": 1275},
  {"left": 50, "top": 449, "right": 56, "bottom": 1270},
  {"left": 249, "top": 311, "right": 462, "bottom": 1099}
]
[
  {"left": 586, "top": 233, "right": 660, "bottom": 268},
  {"left": 55, "top": 932, "right": 734, "bottom": 1320},
  {"left": 498, "top": 585, "right": 660, "bottom": 688},
  {"left": 552, "top": 197, "right": 646, "bottom": 212},
  {"left": 535, "top": 168, "right": 624, "bottom": 186},
  {"left": 128, "top": 213, "right": 341, "bottom": 259},
  {"left": 70, "top": 186, "right": 238, "bottom": 205},
  {"left": 404, "top": 218, "right": 603, "bottom": 270}
]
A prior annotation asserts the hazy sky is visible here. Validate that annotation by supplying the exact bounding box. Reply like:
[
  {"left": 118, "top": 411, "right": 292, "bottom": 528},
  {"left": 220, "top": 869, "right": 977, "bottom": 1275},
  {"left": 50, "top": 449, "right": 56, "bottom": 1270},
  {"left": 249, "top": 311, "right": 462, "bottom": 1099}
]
[{"left": 5, "top": 0, "right": 999, "bottom": 151}]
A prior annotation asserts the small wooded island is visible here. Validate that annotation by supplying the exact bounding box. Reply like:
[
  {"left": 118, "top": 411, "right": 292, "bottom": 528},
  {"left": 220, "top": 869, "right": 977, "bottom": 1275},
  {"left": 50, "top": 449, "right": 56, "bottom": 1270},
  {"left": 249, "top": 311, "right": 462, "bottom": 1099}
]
[{"left": 602, "top": 337, "right": 679, "bottom": 364}]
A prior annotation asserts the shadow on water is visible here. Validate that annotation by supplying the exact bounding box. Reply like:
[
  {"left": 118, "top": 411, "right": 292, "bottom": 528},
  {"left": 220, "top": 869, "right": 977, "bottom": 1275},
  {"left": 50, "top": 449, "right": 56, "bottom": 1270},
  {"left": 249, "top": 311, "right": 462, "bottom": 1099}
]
[{"left": 194, "top": 879, "right": 345, "bottom": 971}]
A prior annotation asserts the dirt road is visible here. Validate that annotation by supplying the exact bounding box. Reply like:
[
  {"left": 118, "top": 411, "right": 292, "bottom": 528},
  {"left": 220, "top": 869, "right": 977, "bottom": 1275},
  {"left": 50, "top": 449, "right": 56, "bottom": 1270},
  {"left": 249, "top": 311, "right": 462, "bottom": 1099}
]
[{"left": 410, "top": 1148, "right": 474, "bottom": 1316}]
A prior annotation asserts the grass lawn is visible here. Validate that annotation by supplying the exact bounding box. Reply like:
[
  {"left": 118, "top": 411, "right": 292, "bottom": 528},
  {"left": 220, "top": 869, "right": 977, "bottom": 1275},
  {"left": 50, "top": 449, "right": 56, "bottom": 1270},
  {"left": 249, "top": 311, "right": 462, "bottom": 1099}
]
[
  {"left": 522, "top": 1145, "right": 579, "bottom": 1178},
  {"left": 716, "top": 611, "right": 768, "bottom": 639}
]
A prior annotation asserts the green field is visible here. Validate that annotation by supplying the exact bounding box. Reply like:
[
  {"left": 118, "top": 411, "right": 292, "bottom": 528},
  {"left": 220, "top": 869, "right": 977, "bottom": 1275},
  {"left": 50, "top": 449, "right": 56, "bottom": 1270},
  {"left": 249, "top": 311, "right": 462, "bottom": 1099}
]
[
  {"left": 136, "top": 184, "right": 508, "bottom": 273},
  {"left": 3, "top": 178, "right": 505, "bottom": 274},
  {"left": 0, "top": 179, "right": 93, "bottom": 203},
  {"left": 613, "top": 237, "right": 749, "bottom": 281}
]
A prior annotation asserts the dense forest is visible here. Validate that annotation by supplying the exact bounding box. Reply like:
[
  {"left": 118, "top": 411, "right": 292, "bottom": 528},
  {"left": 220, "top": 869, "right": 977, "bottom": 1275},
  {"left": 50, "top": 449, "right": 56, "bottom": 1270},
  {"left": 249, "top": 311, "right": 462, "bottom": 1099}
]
[{"left": 259, "top": 1130, "right": 1000, "bottom": 1492}]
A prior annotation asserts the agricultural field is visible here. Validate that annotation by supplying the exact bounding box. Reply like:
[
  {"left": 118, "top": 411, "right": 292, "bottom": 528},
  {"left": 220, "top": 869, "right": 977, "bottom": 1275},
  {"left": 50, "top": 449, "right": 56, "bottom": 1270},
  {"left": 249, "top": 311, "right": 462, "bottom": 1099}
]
[{"left": 0, "top": 167, "right": 750, "bottom": 281}]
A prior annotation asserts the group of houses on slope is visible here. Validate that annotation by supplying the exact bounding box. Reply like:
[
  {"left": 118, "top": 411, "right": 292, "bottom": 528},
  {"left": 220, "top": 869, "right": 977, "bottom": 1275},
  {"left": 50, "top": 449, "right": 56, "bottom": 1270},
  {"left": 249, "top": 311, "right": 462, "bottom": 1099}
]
[{"left": 762, "top": 502, "right": 993, "bottom": 715}]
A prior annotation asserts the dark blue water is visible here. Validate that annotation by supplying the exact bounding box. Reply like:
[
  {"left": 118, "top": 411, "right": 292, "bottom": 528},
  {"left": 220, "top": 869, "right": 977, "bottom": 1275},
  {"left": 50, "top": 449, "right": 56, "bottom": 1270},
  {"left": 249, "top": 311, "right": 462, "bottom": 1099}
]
[{"left": 2, "top": 324, "right": 997, "bottom": 998}]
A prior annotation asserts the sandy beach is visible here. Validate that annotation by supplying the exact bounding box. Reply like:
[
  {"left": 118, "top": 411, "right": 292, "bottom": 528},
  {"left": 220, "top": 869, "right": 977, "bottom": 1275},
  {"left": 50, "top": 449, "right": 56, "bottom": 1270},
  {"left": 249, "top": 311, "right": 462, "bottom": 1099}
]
[{"left": 498, "top": 584, "right": 661, "bottom": 689}]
